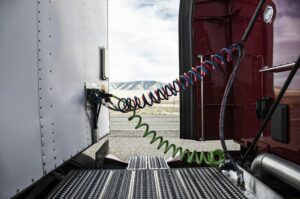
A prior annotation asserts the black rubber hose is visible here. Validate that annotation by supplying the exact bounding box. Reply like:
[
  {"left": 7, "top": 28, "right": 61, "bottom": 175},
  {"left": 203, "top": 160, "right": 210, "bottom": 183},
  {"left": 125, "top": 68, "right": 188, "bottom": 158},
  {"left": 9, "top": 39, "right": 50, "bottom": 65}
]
[
  {"left": 218, "top": 0, "right": 266, "bottom": 172},
  {"left": 241, "top": 0, "right": 266, "bottom": 44},
  {"left": 241, "top": 56, "right": 300, "bottom": 166},
  {"left": 219, "top": 45, "right": 245, "bottom": 171}
]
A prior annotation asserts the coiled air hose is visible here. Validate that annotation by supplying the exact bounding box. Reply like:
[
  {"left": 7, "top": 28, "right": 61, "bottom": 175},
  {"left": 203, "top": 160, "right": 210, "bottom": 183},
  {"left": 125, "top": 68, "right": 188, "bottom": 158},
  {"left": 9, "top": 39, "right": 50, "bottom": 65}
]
[
  {"left": 108, "top": 44, "right": 240, "bottom": 113},
  {"left": 101, "top": 44, "right": 243, "bottom": 166},
  {"left": 107, "top": 95, "right": 225, "bottom": 166}
]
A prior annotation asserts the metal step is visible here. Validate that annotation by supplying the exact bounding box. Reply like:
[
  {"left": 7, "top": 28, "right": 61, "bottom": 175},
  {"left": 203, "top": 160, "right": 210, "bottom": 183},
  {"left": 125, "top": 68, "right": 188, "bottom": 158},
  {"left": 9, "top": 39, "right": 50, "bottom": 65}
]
[
  {"left": 127, "top": 156, "right": 169, "bottom": 170},
  {"left": 47, "top": 168, "right": 247, "bottom": 199}
]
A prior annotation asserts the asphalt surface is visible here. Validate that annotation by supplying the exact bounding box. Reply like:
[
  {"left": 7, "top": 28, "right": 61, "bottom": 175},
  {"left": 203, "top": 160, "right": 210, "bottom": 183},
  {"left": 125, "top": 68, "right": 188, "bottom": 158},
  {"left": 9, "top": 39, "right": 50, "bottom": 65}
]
[{"left": 108, "top": 113, "right": 240, "bottom": 162}]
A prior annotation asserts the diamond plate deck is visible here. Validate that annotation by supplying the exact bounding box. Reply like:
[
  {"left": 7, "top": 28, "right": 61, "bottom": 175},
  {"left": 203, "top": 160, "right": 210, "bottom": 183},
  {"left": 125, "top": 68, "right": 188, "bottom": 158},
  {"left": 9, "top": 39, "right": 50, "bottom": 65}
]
[
  {"left": 127, "top": 156, "right": 169, "bottom": 170},
  {"left": 48, "top": 168, "right": 248, "bottom": 199}
]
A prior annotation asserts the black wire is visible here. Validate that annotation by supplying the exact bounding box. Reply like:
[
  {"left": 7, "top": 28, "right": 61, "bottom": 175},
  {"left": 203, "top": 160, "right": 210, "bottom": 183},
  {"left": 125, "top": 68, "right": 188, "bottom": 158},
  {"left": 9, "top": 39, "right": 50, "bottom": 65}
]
[
  {"left": 218, "top": 0, "right": 266, "bottom": 173},
  {"left": 241, "top": 56, "right": 300, "bottom": 166},
  {"left": 219, "top": 44, "right": 245, "bottom": 172},
  {"left": 241, "top": 0, "right": 266, "bottom": 44}
]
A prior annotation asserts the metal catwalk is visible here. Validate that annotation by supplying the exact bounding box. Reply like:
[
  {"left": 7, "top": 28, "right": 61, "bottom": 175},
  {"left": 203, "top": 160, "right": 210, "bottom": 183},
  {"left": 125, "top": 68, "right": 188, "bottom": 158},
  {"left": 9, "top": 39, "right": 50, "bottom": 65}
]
[
  {"left": 127, "top": 156, "right": 169, "bottom": 170},
  {"left": 48, "top": 168, "right": 247, "bottom": 199}
]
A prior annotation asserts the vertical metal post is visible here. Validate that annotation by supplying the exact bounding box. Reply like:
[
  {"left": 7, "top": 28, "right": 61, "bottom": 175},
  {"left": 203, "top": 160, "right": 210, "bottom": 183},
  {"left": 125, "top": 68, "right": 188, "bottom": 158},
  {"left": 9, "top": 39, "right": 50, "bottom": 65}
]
[{"left": 198, "top": 55, "right": 205, "bottom": 140}]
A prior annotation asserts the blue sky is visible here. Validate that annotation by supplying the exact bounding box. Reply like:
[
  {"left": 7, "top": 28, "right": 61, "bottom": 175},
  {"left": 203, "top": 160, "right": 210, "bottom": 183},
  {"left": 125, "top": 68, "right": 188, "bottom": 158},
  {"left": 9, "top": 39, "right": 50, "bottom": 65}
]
[{"left": 108, "top": 0, "right": 180, "bottom": 83}]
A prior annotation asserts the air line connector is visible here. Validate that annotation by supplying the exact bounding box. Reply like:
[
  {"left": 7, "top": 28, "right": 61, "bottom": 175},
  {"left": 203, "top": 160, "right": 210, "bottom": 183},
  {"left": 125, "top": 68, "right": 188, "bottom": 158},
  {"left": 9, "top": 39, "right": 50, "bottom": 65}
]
[
  {"left": 86, "top": 89, "right": 112, "bottom": 144},
  {"left": 219, "top": 160, "right": 245, "bottom": 190},
  {"left": 86, "top": 89, "right": 103, "bottom": 144}
]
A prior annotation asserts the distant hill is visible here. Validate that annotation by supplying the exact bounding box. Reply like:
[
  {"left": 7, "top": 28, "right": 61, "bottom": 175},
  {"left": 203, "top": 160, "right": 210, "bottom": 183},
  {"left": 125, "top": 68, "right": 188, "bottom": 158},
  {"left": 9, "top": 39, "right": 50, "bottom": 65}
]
[{"left": 110, "top": 81, "right": 167, "bottom": 90}]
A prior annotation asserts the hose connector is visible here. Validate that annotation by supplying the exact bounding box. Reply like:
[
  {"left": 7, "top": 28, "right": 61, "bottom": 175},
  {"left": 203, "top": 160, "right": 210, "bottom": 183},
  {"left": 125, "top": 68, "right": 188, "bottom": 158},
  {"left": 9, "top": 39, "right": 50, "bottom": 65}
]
[
  {"left": 237, "top": 170, "right": 245, "bottom": 190},
  {"left": 219, "top": 159, "right": 245, "bottom": 190}
]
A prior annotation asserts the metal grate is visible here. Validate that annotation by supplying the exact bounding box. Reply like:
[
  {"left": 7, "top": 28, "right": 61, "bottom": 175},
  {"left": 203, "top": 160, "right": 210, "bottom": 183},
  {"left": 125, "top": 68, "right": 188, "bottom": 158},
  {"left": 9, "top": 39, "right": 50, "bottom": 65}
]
[
  {"left": 127, "top": 156, "right": 148, "bottom": 170},
  {"left": 127, "top": 156, "right": 169, "bottom": 170},
  {"left": 148, "top": 156, "right": 169, "bottom": 170},
  {"left": 48, "top": 168, "right": 248, "bottom": 199}
]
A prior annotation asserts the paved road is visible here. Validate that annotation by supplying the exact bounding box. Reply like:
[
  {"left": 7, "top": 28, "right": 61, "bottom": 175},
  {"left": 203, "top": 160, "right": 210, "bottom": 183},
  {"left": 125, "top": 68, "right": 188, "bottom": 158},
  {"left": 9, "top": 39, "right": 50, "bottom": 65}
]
[
  {"left": 110, "top": 114, "right": 180, "bottom": 137},
  {"left": 108, "top": 114, "right": 239, "bottom": 161}
]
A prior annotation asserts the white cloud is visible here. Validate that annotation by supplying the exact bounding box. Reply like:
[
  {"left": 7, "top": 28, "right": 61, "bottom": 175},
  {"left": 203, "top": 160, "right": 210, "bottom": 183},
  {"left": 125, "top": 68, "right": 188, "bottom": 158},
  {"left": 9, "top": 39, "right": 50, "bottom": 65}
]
[{"left": 108, "top": 0, "right": 180, "bottom": 83}]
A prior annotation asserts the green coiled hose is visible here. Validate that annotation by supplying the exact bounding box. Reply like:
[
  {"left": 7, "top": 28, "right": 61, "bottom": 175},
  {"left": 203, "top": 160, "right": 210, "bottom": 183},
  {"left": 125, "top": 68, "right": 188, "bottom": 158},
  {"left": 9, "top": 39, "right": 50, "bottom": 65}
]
[
  {"left": 103, "top": 95, "right": 225, "bottom": 166},
  {"left": 128, "top": 109, "right": 225, "bottom": 166}
]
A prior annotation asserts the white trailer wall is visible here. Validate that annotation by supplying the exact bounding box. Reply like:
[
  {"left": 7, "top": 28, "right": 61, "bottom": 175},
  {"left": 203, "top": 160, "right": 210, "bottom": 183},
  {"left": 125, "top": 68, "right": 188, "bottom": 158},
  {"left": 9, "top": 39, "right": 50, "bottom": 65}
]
[{"left": 0, "top": 0, "right": 109, "bottom": 198}]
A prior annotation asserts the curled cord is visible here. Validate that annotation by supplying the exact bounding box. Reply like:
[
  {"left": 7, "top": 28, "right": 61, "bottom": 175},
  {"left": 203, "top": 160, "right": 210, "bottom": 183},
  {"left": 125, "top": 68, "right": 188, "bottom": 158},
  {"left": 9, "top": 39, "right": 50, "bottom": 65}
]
[
  {"left": 111, "top": 44, "right": 240, "bottom": 113},
  {"left": 101, "top": 43, "right": 243, "bottom": 166},
  {"left": 103, "top": 95, "right": 225, "bottom": 166},
  {"left": 129, "top": 109, "right": 225, "bottom": 166}
]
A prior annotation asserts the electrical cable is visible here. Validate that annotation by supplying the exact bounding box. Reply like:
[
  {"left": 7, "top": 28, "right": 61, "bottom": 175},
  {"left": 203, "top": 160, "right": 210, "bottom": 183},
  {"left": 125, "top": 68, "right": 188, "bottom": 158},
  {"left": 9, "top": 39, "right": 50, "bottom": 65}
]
[
  {"left": 217, "top": 0, "right": 266, "bottom": 187},
  {"left": 219, "top": 44, "right": 244, "bottom": 172},
  {"left": 109, "top": 44, "right": 240, "bottom": 113}
]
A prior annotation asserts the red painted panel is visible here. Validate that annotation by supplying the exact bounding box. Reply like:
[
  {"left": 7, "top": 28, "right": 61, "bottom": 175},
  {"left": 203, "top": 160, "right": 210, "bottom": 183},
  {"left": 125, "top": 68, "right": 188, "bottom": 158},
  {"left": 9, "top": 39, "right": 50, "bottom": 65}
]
[
  {"left": 192, "top": 0, "right": 300, "bottom": 164},
  {"left": 193, "top": 0, "right": 273, "bottom": 140},
  {"left": 193, "top": 0, "right": 234, "bottom": 140}
]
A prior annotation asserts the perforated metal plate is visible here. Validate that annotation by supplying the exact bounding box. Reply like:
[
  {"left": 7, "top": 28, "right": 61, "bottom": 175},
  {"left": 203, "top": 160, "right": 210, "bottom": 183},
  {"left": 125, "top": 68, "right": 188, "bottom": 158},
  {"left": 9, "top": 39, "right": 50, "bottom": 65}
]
[
  {"left": 48, "top": 168, "right": 248, "bottom": 199},
  {"left": 127, "top": 156, "right": 169, "bottom": 170}
]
